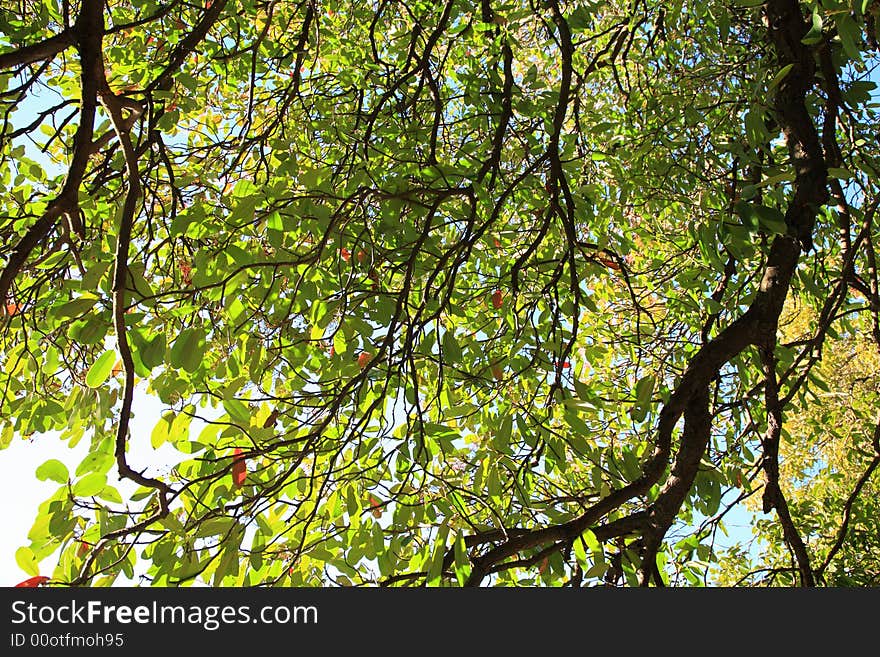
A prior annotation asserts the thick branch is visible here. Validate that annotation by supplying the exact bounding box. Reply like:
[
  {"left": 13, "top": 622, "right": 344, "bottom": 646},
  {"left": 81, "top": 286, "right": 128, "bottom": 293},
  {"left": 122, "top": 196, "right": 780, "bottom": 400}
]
[
  {"left": 639, "top": 387, "right": 712, "bottom": 586},
  {"left": 760, "top": 347, "right": 815, "bottom": 586},
  {"left": 147, "top": 0, "right": 230, "bottom": 92},
  {"left": 460, "top": 0, "right": 831, "bottom": 585},
  {"left": 0, "top": 0, "right": 104, "bottom": 305},
  {"left": 0, "top": 30, "right": 75, "bottom": 70},
  {"left": 766, "top": 0, "right": 830, "bottom": 252}
]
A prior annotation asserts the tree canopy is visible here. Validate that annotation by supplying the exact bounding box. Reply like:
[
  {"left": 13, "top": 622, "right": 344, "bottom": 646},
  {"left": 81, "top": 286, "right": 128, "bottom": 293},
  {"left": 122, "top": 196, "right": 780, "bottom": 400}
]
[{"left": 1, "top": 0, "right": 879, "bottom": 587}]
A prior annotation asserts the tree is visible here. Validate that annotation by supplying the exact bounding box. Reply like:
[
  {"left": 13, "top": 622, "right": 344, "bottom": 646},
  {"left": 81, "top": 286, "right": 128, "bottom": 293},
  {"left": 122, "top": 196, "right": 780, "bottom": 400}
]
[
  {"left": 0, "top": 0, "right": 878, "bottom": 587},
  {"left": 714, "top": 302, "right": 880, "bottom": 586}
]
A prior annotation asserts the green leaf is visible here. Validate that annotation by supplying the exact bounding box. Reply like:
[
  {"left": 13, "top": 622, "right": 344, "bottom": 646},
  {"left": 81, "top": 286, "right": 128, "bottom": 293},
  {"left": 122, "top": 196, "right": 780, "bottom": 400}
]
[
  {"left": 442, "top": 331, "right": 461, "bottom": 363},
  {"left": 573, "top": 536, "right": 589, "bottom": 570},
  {"left": 35, "top": 459, "right": 69, "bottom": 484},
  {"left": 85, "top": 350, "right": 116, "bottom": 388},
  {"left": 224, "top": 398, "right": 251, "bottom": 425},
  {"left": 453, "top": 531, "right": 471, "bottom": 586},
  {"left": 801, "top": 9, "right": 823, "bottom": 45},
  {"left": 75, "top": 446, "right": 114, "bottom": 477},
  {"left": 735, "top": 201, "right": 788, "bottom": 235},
  {"left": 494, "top": 414, "right": 513, "bottom": 449},
  {"left": 141, "top": 333, "right": 166, "bottom": 369},
  {"left": 0, "top": 424, "right": 12, "bottom": 450},
  {"left": 53, "top": 297, "right": 99, "bottom": 320},
  {"left": 67, "top": 315, "right": 109, "bottom": 345},
  {"left": 73, "top": 472, "right": 107, "bottom": 497},
  {"left": 744, "top": 106, "right": 766, "bottom": 148},
  {"left": 169, "top": 328, "right": 206, "bottom": 373},
  {"left": 15, "top": 546, "right": 40, "bottom": 576},
  {"left": 827, "top": 167, "right": 853, "bottom": 180},
  {"left": 585, "top": 562, "right": 609, "bottom": 579},
  {"left": 835, "top": 14, "right": 863, "bottom": 62},
  {"left": 194, "top": 518, "right": 235, "bottom": 538},
  {"left": 755, "top": 172, "right": 794, "bottom": 188},
  {"left": 568, "top": 6, "right": 591, "bottom": 31},
  {"left": 98, "top": 485, "right": 123, "bottom": 504},
  {"left": 267, "top": 211, "right": 283, "bottom": 231},
  {"left": 635, "top": 375, "right": 655, "bottom": 405},
  {"left": 426, "top": 524, "right": 450, "bottom": 586},
  {"left": 150, "top": 413, "right": 173, "bottom": 449},
  {"left": 333, "top": 330, "right": 347, "bottom": 355},
  {"left": 767, "top": 64, "right": 794, "bottom": 93},
  {"left": 582, "top": 529, "right": 601, "bottom": 553}
]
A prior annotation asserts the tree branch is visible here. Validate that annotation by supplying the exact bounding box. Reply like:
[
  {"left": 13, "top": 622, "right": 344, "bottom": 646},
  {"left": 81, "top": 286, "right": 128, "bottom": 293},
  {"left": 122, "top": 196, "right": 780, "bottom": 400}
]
[
  {"left": 0, "top": 0, "right": 104, "bottom": 307},
  {"left": 0, "top": 30, "right": 75, "bottom": 70}
]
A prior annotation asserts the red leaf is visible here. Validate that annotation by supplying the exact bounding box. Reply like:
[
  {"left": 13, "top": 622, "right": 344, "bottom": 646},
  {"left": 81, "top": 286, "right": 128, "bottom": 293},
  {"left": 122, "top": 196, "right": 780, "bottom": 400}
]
[
  {"left": 340, "top": 248, "right": 351, "bottom": 262},
  {"left": 598, "top": 256, "right": 621, "bottom": 271},
  {"left": 369, "top": 495, "right": 382, "bottom": 518},
  {"left": 357, "top": 352, "right": 372, "bottom": 369},
  {"left": 15, "top": 576, "right": 49, "bottom": 588},
  {"left": 491, "top": 289, "right": 503, "bottom": 309},
  {"left": 232, "top": 448, "right": 247, "bottom": 487},
  {"left": 180, "top": 261, "right": 192, "bottom": 286}
]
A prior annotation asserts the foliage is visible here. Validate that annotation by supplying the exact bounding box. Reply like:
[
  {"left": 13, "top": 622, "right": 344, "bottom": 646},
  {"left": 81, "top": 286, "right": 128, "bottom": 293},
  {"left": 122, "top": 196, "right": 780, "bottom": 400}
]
[
  {"left": 715, "top": 302, "right": 880, "bottom": 586},
  {"left": 1, "top": 0, "right": 879, "bottom": 586}
]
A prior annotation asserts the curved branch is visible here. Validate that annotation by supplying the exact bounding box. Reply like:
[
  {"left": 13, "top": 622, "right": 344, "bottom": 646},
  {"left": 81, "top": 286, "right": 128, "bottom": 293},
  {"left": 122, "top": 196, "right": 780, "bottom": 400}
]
[
  {"left": 460, "top": 0, "right": 832, "bottom": 586},
  {"left": 0, "top": 0, "right": 104, "bottom": 305},
  {"left": 816, "top": 416, "right": 880, "bottom": 582},
  {"left": 759, "top": 346, "right": 815, "bottom": 586}
]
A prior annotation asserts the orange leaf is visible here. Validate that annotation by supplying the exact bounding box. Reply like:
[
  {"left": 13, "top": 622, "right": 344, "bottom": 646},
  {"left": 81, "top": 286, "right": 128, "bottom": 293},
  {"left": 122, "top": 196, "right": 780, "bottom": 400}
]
[
  {"left": 231, "top": 448, "right": 247, "bottom": 487},
  {"left": 598, "top": 256, "right": 621, "bottom": 271},
  {"left": 179, "top": 261, "right": 192, "bottom": 286},
  {"left": 491, "top": 289, "right": 503, "bottom": 309},
  {"left": 341, "top": 248, "right": 351, "bottom": 262},
  {"left": 4, "top": 302, "right": 20, "bottom": 316},
  {"left": 15, "top": 575, "right": 50, "bottom": 588},
  {"left": 357, "top": 352, "right": 372, "bottom": 369},
  {"left": 369, "top": 495, "right": 382, "bottom": 518}
]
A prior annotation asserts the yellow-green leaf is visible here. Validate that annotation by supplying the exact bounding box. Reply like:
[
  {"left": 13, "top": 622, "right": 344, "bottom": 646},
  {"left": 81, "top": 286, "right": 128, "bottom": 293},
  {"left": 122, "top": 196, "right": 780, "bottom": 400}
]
[
  {"left": 15, "top": 546, "right": 40, "bottom": 576},
  {"left": 85, "top": 350, "right": 116, "bottom": 388},
  {"left": 35, "top": 459, "right": 69, "bottom": 484},
  {"left": 73, "top": 472, "right": 107, "bottom": 497}
]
